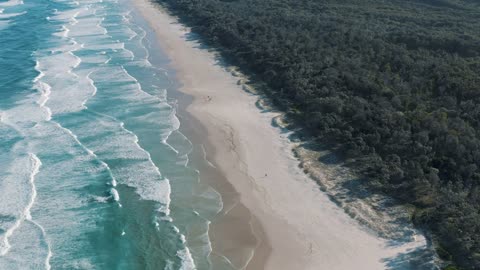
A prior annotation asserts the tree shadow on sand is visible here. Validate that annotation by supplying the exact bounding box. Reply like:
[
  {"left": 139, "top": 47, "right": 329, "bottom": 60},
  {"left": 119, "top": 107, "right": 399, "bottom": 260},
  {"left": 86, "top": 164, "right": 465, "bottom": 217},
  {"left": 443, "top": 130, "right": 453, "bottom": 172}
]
[{"left": 382, "top": 246, "right": 439, "bottom": 270}]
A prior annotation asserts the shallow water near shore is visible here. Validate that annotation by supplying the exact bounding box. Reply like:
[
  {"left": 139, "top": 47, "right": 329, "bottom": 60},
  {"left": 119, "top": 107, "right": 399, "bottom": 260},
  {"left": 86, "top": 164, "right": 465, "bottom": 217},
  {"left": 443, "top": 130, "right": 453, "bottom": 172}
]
[{"left": 0, "top": 0, "right": 226, "bottom": 268}]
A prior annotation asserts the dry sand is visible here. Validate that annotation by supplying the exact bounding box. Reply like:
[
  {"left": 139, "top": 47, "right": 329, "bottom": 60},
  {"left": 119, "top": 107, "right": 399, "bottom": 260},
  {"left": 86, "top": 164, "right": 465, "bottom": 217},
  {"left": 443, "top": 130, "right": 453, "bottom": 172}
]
[{"left": 132, "top": 1, "right": 433, "bottom": 269}]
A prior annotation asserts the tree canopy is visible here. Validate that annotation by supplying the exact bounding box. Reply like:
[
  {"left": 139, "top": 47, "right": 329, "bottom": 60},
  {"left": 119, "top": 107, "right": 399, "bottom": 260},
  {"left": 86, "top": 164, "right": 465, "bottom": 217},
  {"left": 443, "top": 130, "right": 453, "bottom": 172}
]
[{"left": 155, "top": 0, "right": 480, "bottom": 268}]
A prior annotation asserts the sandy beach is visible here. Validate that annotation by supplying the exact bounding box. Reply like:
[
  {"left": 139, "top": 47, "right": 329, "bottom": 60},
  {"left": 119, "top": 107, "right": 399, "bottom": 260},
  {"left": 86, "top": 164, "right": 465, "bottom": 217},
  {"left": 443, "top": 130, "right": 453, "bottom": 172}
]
[{"left": 132, "top": 1, "right": 433, "bottom": 269}]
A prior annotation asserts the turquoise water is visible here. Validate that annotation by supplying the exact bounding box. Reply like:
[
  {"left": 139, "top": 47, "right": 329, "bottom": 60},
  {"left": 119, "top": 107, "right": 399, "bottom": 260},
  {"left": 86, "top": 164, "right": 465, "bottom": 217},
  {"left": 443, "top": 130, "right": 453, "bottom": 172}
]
[{"left": 0, "top": 0, "right": 224, "bottom": 268}]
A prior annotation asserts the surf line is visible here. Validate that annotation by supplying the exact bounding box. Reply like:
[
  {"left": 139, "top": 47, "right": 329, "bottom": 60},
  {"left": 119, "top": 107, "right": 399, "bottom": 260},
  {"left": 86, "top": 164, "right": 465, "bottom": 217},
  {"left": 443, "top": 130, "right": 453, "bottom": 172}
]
[
  {"left": 26, "top": 154, "right": 52, "bottom": 270},
  {"left": 0, "top": 154, "right": 51, "bottom": 270}
]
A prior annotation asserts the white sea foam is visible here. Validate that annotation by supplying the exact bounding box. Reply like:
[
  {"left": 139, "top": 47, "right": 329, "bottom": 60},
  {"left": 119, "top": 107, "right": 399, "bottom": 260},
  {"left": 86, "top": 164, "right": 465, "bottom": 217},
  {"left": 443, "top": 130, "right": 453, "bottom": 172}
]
[
  {"left": 116, "top": 65, "right": 179, "bottom": 127},
  {"left": 83, "top": 41, "right": 125, "bottom": 51},
  {"left": 70, "top": 259, "right": 94, "bottom": 270},
  {"left": 100, "top": 113, "right": 171, "bottom": 209},
  {"left": 36, "top": 3, "right": 100, "bottom": 117},
  {"left": 109, "top": 188, "right": 122, "bottom": 207},
  {"left": 50, "top": 8, "right": 82, "bottom": 22},
  {"left": 0, "top": 153, "right": 48, "bottom": 262},
  {"left": 33, "top": 61, "right": 53, "bottom": 121},
  {"left": 164, "top": 260, "right": 175, "bottom": 270},
  {"left": 49, "top": 100, "right": 172, "bottom": 213},
  {"left": 35, "top": 51, "right": 79, "bottom": 75},
  {"left": 102, "top": 17, "right": 137, "bottom": 41},
  {"left": 91, "top": 195, "right": 110, "bottom": 203},
  {"left": 48, "top": 42, "right": 82, "bottom": 54},
  {"left": 19, "top": 121, "right": 134, "bottom": 267},
  {"left": 60, "top": 25, "right": 70, "bottom": 38},
  {"left": 177, "top": 248, "right": 196, "bottom": 270},
  {"left": 0, "top": 181, "right": 25, "bottom": 256},
  {"left": 26, "top": 154, "right": 52, "bottom": 270},
  {"left": 71, "top": 12, "right": 79, "bottom": 25},
  {"left": 68, "top": 16, "right": 109, "bottom": 38},
  {"left": 129, "top": 25, "right": 153, "bottom": 66},
  {"left": 50, "top": 121, "right": 118, "bottom": 189},
  {"left": 0, "top": 11, "right": 26, "bottom": 19},
  {"left": 73, "top": 24, "right": 184, "bottom": 225},
  {"left": 173, "top": 224, "right": 196, "bottom": 270},
  {"left": 0, "top": 3, "right": 27, "bottom": 33},
  {"left": 35, "top": 48, "right": 94, "bottom": 115},
  {"left": 79, "top": 71, "right": 97, "bottom": 109},
  {"left": 109, "top": 188, "right": 119, "bottom": 202},
  {"left": 25, "top": 154, "right": 41, "bottom": 221},
  {"left": 1, "top": 88, "right": 51, "bottom": 125},
  {"left": 161, "top": 111, "right": 181, "bottom": 154},
  {"left": 75, "top": 52, "right": 110, "bottom": 64},
  {"left": 0, "top": 0, "right": 23, "bottom": 8}
]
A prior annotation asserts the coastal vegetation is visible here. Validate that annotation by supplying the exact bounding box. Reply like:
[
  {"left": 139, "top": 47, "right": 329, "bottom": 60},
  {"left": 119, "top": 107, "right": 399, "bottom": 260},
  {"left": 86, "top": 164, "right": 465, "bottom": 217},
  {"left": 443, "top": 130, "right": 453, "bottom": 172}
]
[{"left": 154, "top": 0, "right": 480, "bottom": 268}]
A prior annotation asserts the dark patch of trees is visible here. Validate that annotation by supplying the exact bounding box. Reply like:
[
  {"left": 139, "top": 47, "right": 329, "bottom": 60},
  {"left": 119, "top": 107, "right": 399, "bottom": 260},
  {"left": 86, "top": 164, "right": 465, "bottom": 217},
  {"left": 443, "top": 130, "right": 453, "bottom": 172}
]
[{"left": 154, "top": 0, "right": 480, "bottom": 268}]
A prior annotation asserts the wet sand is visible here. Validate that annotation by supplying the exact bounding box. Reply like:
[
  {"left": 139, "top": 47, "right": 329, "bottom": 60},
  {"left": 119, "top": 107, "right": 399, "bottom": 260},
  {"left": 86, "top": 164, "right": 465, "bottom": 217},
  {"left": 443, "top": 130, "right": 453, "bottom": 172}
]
[{"left": 132, "top": 0, "right": 433, "bottom": 269}]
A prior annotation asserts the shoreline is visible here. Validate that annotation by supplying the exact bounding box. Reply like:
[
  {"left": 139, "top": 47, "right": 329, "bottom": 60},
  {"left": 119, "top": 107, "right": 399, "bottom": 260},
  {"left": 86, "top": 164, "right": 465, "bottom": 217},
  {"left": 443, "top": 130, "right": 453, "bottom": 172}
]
[
  {"left": 167, "top": 71, "right": 269, "bottom": 269},
  {"left": 132, "top": 1, "right": 437, "bottom": 269}
]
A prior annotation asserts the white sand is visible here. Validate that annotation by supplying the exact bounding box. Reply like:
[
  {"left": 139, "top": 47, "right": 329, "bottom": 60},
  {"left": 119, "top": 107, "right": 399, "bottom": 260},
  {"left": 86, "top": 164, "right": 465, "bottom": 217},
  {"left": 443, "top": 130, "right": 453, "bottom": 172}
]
[{"left": 132, "top": 1, "right": 432, "bottom": 269}]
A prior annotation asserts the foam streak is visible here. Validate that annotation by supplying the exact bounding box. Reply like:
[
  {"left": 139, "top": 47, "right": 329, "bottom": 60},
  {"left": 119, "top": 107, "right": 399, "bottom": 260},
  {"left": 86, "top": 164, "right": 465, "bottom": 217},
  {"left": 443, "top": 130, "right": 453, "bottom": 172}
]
[{"left": 0, "top": 154, "right": 52, "bottom": 270}]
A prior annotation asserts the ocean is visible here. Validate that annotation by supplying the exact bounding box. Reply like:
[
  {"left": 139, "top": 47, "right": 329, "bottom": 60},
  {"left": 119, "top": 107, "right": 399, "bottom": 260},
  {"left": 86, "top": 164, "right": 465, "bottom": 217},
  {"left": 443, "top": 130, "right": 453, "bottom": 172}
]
[{"left": 0, "top": 0, "right": 224, "bottom": 268}]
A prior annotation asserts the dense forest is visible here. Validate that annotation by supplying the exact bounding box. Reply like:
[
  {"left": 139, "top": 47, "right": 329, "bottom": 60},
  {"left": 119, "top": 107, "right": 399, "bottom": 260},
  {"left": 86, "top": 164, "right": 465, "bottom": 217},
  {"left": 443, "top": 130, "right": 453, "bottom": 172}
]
[{"left": 153, "top": 0, "right": 480, "bottom": 268}]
